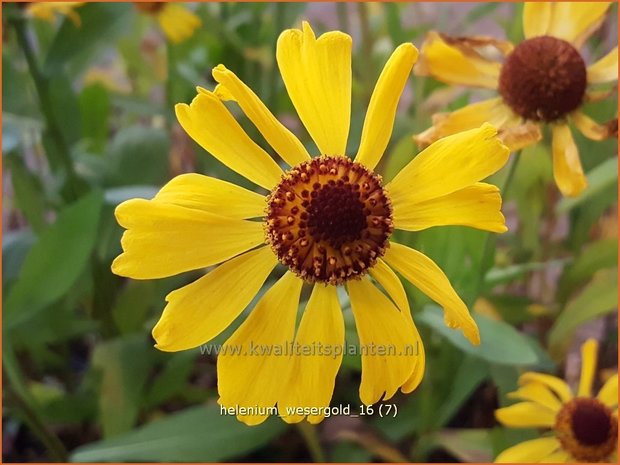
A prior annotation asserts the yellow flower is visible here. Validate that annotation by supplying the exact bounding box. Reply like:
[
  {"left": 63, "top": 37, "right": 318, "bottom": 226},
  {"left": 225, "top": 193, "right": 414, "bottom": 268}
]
[
  {"left": 112, "top": 22, "right": 510, "bottom": 425},
  {"left": 134, "top": 2, "right": 201, "bottom": 44},
  {"left": 495, "top": 339, "right": 618, "bottom": 463},
  {"left": 26, "top": 2, "right": 84, "bottom": 26},
  {"left": 416, "top": 2, "right": 617, "bottom": 198}
]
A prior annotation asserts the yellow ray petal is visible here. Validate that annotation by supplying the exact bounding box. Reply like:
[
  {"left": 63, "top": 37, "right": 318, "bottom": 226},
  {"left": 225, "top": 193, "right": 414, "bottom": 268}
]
[
  {"left": 417, "top": 31, "right": 502, "bottom": 89},
  {"left": 368, "top": 259, "right": 425, "bottom": 393},
  {"left": 571, "top": 111, "right": 617, "bottom": 141},
  {"left": 495, "top": 437, "right": 561, "bottom": 463},
  {"left": 588, "top": 47, "right": 618, "bottom": 83},
  {"left": 597, "top": 374, "right": 618, "bottom": 408},
  {"left": 152, "top": 247, "right": 277, "bottom": 351},
  {"left": 356, "top": 43, "right": 418, "bottom": 171},
  {"left": 523, "top": 2, "right": 552, "bottom": 38},
  {"left": 540, "top": 449, "right": 572, "bottom": 463},
  {"left": 507, "top": 382, "right": 563, "bottom": 413},
  {"left": 388, "top": 123, "right": 509, "bottom": 208},
  {"left": 495, "top": 401, "right": 557, "bottom": 428},
  {"left": 112, "top": 199, "right": 265, "bottom": 279},
  {"left": 212, "top": 64, "right": 311, "bottom": 167},
  {"left": 414, "top": 98, "right": 517, "bottom": 147},
  {"left": 175, "top": 90, "right": 283, "bottom": 190},
  {"left": 551, "top": 124, "right": 587, "bottom": 197},
  {"left": 498, "top": 122, "right": 543, "bottom": 152},
  {"left": 392, "top": 182, "right": 507, "bottom": 233},
  {"left": 276, "top": 21, "right": 352, "bottom": 156},
  {"left": 578, "top": 338, "right": 599, "bottom": 397},
  {"left": 153, "top": 173, "right": 266, "bottom": 219},
  {"left": 217, "top": 272, "right": 303, "bottom": 426},
  {"left": 347, "top": 278, "right": 417, "bottom": 405},
  {"left": 279, "top": 285, "right": 344, "bottom": 424},
  {"left": 519, "top": 372, "right": 574, "bottom": 403},
  {"left": 158, "top": 4, "right": 201, "bottom": 44},
  {"left": 383, "top": 241, "right": 479, "bottom": 345},
  {"left": 547, "top": 2, "right": 611, "bottom": 47}
]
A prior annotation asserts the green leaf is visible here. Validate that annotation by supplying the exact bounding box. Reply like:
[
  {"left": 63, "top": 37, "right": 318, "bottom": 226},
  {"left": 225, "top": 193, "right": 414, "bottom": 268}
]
[
  {"left": 111, "top": 281, "right": 155, "bottom": 334},
  {"left": 548, "top": 268, "right": 618, "bottom": 355},
  {"left": 105, "top": 127, "right": 171, "bottom": 187},
  {"left": 44, "top": 3, "right": 132, "bottom": 75},
  {"left": 70, "top": 404, "right": 287, "bottom": 462},
  {"left": 484, "top": 259, "right": 569, "bottom": 289},
  {"left": 93, "top": 335, "right": 154, "bottom": 438},
  {"left": 104, "top": 186, "right": 160, "bottom": 206},
  {"left": 436, "top": 429, "right": 494, "bottom": 463},
  {"left": 418, "top": 306, "right": 539, "bottom": 366},
  {"left": 4, "top": 191, "right": 103, "bottom": 327},
  {"left": 79, "top": 83, "right": 110, "bottom": 154},
  {"left": 556, "top": 156, "right": 618, "bottom": 213},
  {"left": 6, "top": 154, "right": 48, "bottom": 234},
  {"left": 2, "top": 229, "right": 35, "bottom": 290},
  {"left": 144, "top": 352, "right": 197, "bottom": 409}
]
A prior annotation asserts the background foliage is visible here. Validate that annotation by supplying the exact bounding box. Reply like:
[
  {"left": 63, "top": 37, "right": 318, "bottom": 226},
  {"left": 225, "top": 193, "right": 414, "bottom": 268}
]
[{"left": 2, "top": 2, "right": 618, "bottom": 462}]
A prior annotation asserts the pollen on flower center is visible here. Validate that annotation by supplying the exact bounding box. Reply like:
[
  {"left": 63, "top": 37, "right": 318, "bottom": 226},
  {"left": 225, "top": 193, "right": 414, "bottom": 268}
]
[
  {"left": 265, "top": 156, "right": 393, "bottom": 285},
  {"left": 555, "top": 397, "right": 618, "bottom": 461},
  {"left": 498, "top": 36, "right": 587, "bottom": 122}
]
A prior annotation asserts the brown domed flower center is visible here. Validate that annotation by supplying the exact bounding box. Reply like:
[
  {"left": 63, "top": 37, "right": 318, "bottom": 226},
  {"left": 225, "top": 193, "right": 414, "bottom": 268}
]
[
  {"left": 134, "top": 2, "right": 165, "bottom": 14},
  {"left": 265, "top": 156, "right": 393, "bottom": 285},
  {"left": 499, "top": 36, "right": 587, "bottom": 122},
  {"left": 555, "top": 397, "right": 617, "bottom": 462}
]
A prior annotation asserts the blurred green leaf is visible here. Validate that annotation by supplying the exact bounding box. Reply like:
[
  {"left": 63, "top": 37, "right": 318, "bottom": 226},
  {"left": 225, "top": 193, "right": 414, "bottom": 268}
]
[
  {"left": 484, "top": 259, "right": 569, "bottom": 289},
  {"left": 104, "top": 186, "right": 160, "bottom": 205},
  {"left": 105, "top": 127, "right": 170, "bottom": 187},
  {"left": 436, "top": 429, "right": 493, "bottom": 463},
  {"left": 418, "top": 306, "right": 539, "bottom": 366},
  {"left": 4, "top": 191, "right": 103, "bottom": 326},
  {"left": 44, "top": 3, "right": 132, "bottom": 75},
  {"left": 2, "top": 229, "right": 36, "bottom": 291},
  {"left": 79, "top": 83, "right": 110, "bottom": 154},
  {"left": 93, "top": 335, "right": 154, "bottom": 438},
  {"left": 112, "top": 281, "right": 155, "bottom": 334},
  {"left": 144, "top": 352, "right": 196, "bottom": 409},
  {"left": 6, "top": 154, "right": 47, "bottom": 233},
  {"left": 70, "top": 404, "right": 287, "bottom": 462},
  {"left": 48, "top": 73, "right": 81, "bottom": 145},
  {"left": 548, "top": 268, "right": 618, "bottom": 355},
  {"left": 557, "top": 156, "right": 618, "bottom": 213}
]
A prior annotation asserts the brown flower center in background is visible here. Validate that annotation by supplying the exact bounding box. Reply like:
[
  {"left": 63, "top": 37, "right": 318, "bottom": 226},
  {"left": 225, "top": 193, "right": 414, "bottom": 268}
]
[
  {"left": 499, "top": 36, "right": 587, "bottom": 122},
  {"left": 134, "top": 2, "right": 165, "bottom": 14},
  {"left": 265, "top": 156, "right": 393, "bottom": 285},
  {"left": 555, "top": 397, "right": 617, "bottom": 461}
]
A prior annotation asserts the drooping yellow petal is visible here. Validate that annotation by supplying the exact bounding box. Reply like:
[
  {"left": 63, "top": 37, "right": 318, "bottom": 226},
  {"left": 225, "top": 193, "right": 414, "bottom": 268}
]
[
  {"left": 355, "top": 43, "right": 418, "bottom": 171},
  {"left": 212, "top": 64, "right": 311, "bottom": 167},
  {"left": 276, "top": 21, "right": 352, "bottom": 156},
  {"left": 578, "top": 338, "right": 599, "bottom": 397},
  {"left": 551, "top": 124, "right": 587, "bottom": 197},
  {"left": 597, "top": 374, "right": 618, "bottom": 408},
  {"left": 157, "top": 4, "right": 201, "bottom": 44},
  {"left": 523, "top": 2, "right": 552, "bottom": 38},
  {"left": 495, "top": 437, "right": 561, "bottom": 463},
  {"left": 217, "top": 272, "right": 303, "bottom": 426},
  {"left": 540, "top": 449, "right": 572, "bottom": 463},
  {"left": 152, "top": 247, "right": 277, "bottom": 351},
  {"left": 571, "top": 111, "right": 617, "bottom": 141},
  {"left": 547, "top": 2, "right": 611, "bottom": 47},
  {"left": 388, "top": 123, "right": 509, "bottom": 214},
  {"left": 588, "top": 47, "right": 619, "bottom": 83},
  {"left": 498, "top": 122, "right": 543, "bottom": 152},
  {"left": 392, "top": 182, "right": 507, "bottom": 233},
  {"left": 507, "top": 382, "right": 563, "bottom": 413},
  {"left": 279, "top": 285, "right": 344, "bottom": 424},
  {"left": 153, "top": 173, "right": 266, "bottom": 219},
  {"left": 368, "top": 259, "right": 425, "bottom": 393},
  {"left": 495, "top": 402, "right": 557, "bottom": 428},
  {"left": 417, "top": 31, "right": 502, "bottom": 89},
  {"left": 175, "top": 90, "right": 283, "bottom": 190},
  {"left": 383, "top": 242, "right": 480, "bottom": 345},
  {"left": 414, "top": 98, "right": 517, "bottom": 147},
  {"left": 518, "top": 372, "right": 574, "bottom": 403},
  {"left": 347, "top": 278, "right": 417, "bottom": 405},
  {"left": 112, "top": 199, "right": 265, "bottom": 279}
]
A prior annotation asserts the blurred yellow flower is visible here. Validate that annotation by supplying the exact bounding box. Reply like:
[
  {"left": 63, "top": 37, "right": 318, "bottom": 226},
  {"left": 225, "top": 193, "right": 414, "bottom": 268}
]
[
  {"left": 495, "top": 339, "right": 618, "bottom": 463},
  {"left": 134, "top": 2, "right": 201, "bottom": 44},
  {"left": 112, "top": 22, "right": 510, "bottom": 425},
  {"left": 417, "top": 2, "right": 617, "bottom": 198},
  {"left": 26, "top": 2, "right": 84, "bottom": 26}
]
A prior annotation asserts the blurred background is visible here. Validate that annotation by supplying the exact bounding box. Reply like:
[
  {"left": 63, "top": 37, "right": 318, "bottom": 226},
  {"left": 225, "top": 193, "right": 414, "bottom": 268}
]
[{"left": 2, "top": 2, "right": 618, "bottom": 462}]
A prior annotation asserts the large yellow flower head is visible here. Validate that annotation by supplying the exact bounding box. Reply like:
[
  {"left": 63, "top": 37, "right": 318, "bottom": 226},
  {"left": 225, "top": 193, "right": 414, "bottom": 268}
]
[
  {"left": 134, "top": 2, "right": 201, "bottom": 44},
  {"left": 416, "top": 2, "right": 617, "bottom": 198},
  {"left": 495, "top": 339, "right": 618, "bottom": 463},
  {"left": 112, "top": 22, "right": 510, "bottom": 425}
]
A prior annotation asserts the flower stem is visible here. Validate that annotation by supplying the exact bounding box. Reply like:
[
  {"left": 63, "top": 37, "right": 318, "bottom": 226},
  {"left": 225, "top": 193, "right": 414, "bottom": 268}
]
[{"left": 296, "top": 421, "right": 326, "bottom": 463}]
